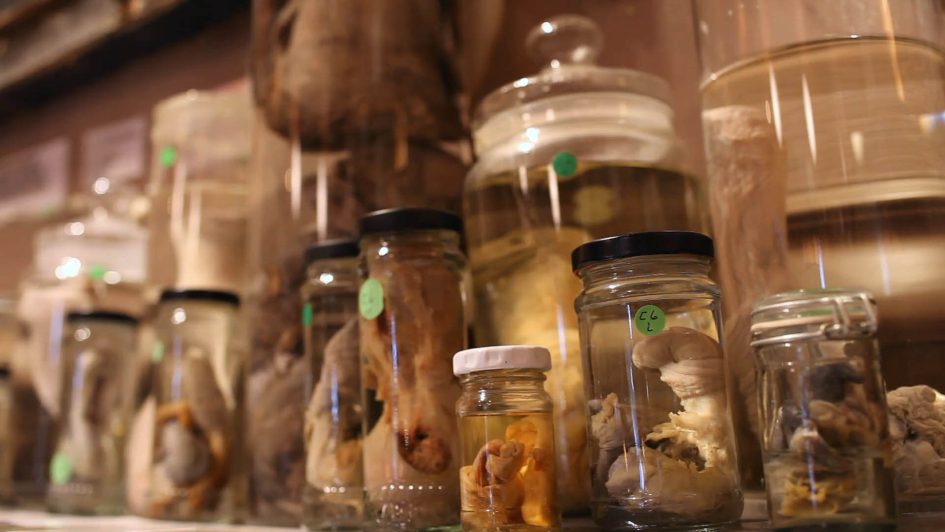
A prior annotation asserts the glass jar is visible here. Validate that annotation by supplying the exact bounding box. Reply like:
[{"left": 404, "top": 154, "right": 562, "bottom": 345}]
[
  {"left": 750, "top": 289, "right": 896, "bottom": 529},
  {"left": 148, "top": 84, "right": 251, "bottom": 293},
  {"left": 464, "top": 15, "right": 707, "bottom": 513},
  {"left": 358, "top": 208, "right": 467, "bottom": 530},
  {"left": 694, "top": 0, "right": 945, "bottom": 492},
  {"left": 454, "top": 345, "right": 560, "bottom": 531},
  {"left": 145, "top": 289, "right": 243, "bottom": 522},
  {"left": 572, "top": 231, "right": 742, "bottom": 530},
  {"left": 300, "top": 239, "right": 362, "bottom": 530},
  {"left": 47, "top": 311, "right": 138, "bottom": 515}
]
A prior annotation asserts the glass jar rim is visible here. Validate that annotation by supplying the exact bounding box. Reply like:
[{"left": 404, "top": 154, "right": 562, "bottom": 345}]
[{"left": 750, "top": 288, "right": 877, "bottom": 347}]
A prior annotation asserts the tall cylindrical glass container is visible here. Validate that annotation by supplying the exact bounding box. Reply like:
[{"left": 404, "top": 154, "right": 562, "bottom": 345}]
[
  {"left": 572, "top": 232, "right": 742, "bottom": 530},
  {"left": 248, "top": 1, "right": 468, "bottom": 523},
  {"left": 464, "top": 15, "right": 707, "bottom": 513},
  {"left": 145, "top": 290, "right": 243, "bottom": 522},
  {"left": 358, "top": 208, "right": 467, "bottom": 530},
  {"left": 300, "top": 240, "right": 362, "bottom": 530},
  {"left": 47, "top": 311, "right": 138, "bottom": 515},
  {"left": 694, "top": 0, "right": 945, "bottom": 496}
]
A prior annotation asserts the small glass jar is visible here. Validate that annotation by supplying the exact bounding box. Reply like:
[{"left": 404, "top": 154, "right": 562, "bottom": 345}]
[
  {"left": 47, "top": 311, "right": 138, "bottom": 514},
  {"left": 146, "top": 289, "right": 243, "bottom": 522},
  {"left": 300, "top": 239, "right": 363, "bottom": 530},
  {"left": 751, "top": 289, "right": 896, "bottom": 529},
  {"left": 572, "top": 231, "right": 743, "bottom": 530},
  {"left": 358, "top": 208, "right": 467, "bottom": 530},
  {"left": 453, "top": 345, "right": 560, "bottom": 531}
]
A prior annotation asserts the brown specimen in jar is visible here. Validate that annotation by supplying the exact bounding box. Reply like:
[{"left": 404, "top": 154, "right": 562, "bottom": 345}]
[{"left": 360, "top": 256, "right": 464, "bottom": 482}]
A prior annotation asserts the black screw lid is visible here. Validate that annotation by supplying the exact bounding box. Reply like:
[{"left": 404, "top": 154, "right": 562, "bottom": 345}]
[
  {"left": 304, "top": 239, "right": 359, "bottom": 264},
  {"left": 571, "top": 231, "right": 714, "bottom": 271},
  {"left": 66, "top": 310, "right": 139, "bottom": 326},
  {"left": 160, "top": 289, "right": 240, "bottom": 306},
  {"left": 359, "top": 208, "right": 463, "bottom": 237}
]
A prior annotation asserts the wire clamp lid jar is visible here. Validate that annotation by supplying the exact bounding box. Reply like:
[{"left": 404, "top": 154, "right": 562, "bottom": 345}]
[
  {"left": 750, "top": 289, "right": 896, "bottom": 529},
  {"left": 453, "top": 345, "right": 560, "bottom": 531}
]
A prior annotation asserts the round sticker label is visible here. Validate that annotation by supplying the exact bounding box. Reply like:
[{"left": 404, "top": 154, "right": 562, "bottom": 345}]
[
  {"left": 302, "top": 303, "right": 313, "bottom": 327},
  {"left": 359, "top": 278, "right": 384, "bottom": 320},
  {"left": 551, "top": 151, "right": 578, "bottom": 178},
  {"left": 51, "top": 452, "right": 72, "bottom": 484},
  {"left": 635, "top": 304, "right": 666, "bottom": 336}
]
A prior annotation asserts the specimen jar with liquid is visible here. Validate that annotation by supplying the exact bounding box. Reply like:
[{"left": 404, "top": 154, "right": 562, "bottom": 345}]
[
  {"left": 146, "top": 290, "right": 243, "bottom": 522},
  {"left": 300, "top": 239, "right": 362, "bottom": 531},
  {"left": 358, "top": 208, "right": 467, "bottom": 530},
  {"left": 47, "top": 311, "right": 138, "bottom": 515},
  {"left": 248, "top": 1, "right": 467, "bottom": 523},
  {"left": 750, "top": 289, "right": 896, "bottom": 529},
  {"left": 464, "top": 15, "right": 706, "bottom": 513},
  {"left": 572, "top": 232, "right": 742, "bottom": 530},
  {"left": 453, "top": 345, "right": 560, "bottom": 531},
  {"left": 695, "top": 0, "right": 945, "bottom": 500}
]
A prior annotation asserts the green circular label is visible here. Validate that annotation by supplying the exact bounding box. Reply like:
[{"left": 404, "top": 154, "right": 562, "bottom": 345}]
[
  {"left": 160, "top": 145, "right": 178, "bottom": 168},
  {"left": 151, "top": 340, "right": 165, "bottom": 363},
  {"left": 359, "top": 278, "right": 384, "bottom": 320},
  {"left": 87, "top": 264, "right": 107, "bottom": 281},
  {"left": 302, "top": 303, "right": 314, "bottom": 327},
  {"left": 551, "top": 151, "right": 578, "bottom": 178},
  {"left": 51, "top": 452, "right": 72, "bottom": 484},
  {"left": 635, "top": 304, "right": 666, "bottom": 336}
]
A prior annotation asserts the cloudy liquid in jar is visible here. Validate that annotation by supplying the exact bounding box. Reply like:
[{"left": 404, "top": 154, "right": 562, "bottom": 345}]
[
  {"left": 702, "top": 37, "right": 945, "bottom": 391},
  {"left": 464, "top": 162, "right": 705, "bottom": 511}
]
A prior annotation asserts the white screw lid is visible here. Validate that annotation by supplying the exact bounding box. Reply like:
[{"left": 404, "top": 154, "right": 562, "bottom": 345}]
[{"left": 453, "top": 345, "right": 552, "bottom": 376}]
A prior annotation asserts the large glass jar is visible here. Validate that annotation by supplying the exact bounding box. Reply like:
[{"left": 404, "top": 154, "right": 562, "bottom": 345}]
[
  {"left": 248, "top": 1, "right": 467, "bottom": 523},
  {"left": 694, "top": 0, "right": 945, "bottom": 493},
  {"left": 464, "top": 15, "right": 707, "bottom": 513},
  {"left": 572, "top": 232, "right": 742, "bottom": 530},
  {"left": 47, "top": 311, "right": 138, "bottom": 515},
  {"left": 300, "top": 240, "right": 362, "bottom": 530},
  {"left": 751, "top": 289, "right": 896, "bottom": 528},
  {"left": 454, "top": 345, "right": 560, "bottom": 531},
  {"left": 146, "top": 290, "right": 243, "bottom": 522},
  {"left": 358, "top": 208, "right": 467, "bottom": 530}
]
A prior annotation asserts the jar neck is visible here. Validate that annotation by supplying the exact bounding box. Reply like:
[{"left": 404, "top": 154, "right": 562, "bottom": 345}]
[
  {"left": 361, "top": 230, "right": 464, "bottom": 261},
  {"left": 306, "top": 257, "right": 359, "bottom": 286},
  {"left": 577, "top": 254, "right": 712, "bottom": 288},
  {"left": 458, "top": 369, "right": 547, "bottom": 390}
]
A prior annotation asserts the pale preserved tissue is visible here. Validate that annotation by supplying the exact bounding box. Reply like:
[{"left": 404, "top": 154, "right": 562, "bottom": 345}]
[
  {"left": 887, "top": 385, "right": 945, "bottom": 498},
  {"left": 594, "top": 327, "right": 737, "bottom": 514}
]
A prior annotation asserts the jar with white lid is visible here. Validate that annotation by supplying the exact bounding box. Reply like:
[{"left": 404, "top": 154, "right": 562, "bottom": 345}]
[
  {"left": 463, "top": 15, "right": 707, "bottom": 513},
  {"left": 454, "top": 345, "right": 560, "bottom": 531}
]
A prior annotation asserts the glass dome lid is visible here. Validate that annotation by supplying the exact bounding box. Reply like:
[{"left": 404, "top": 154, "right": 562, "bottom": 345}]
[{"left": 473, "top": 14, "right": 672, "bottom": 129}]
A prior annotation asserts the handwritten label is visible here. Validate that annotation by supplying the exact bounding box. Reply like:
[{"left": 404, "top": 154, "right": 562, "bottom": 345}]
[
  {"left": 359, "top": 278, "right": 384, "bottom": 320},
  {"left": 635, "top": 304, "right": 666, "bottom": 336}
]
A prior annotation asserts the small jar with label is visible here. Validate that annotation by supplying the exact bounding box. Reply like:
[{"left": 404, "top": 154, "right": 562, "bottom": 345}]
[
  {"left": 300, "top": 239, "right": 363, "bottom": 530},
  {"left": 453, "top": 345, "right": 560, "bottom": 531},
  {"left": 358, "top": 208, "right": 467, "bottom": 530},
  {"left": 751, "top": 289, "right": 896, "bottom": 529},
  {"left": 48, "top": 311, "right": 139, "bottom": 515},
  {"left": 146, "top": 289, "right": 243, "bottom": 522},
  {"left": 572, "top": 231, "right": 742, "bottom": 530}
]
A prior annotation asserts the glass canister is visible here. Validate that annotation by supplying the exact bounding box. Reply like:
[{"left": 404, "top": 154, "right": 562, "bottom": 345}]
[
  {"left": 453, "top": 345, "right": 560, "bottom": 531},
  {"left": 146, "top": 289, "right": 243, "bottom": 522},
  {"left": 572, "top": 231, "right": 742, "bottom": 530},
  {"left": 300, "top": 239, "right": 362, "bottom": 530},
  {"left": 694, "top": 0, "right": 945, "bottom": 493},
  {"left": 751, "top": 289, "right": 896, "bottom": 529},
  {"left": 47, "top": 311, "right": 138, "bottom": 515},
  {"left": 358, "top": 208, "right": 467, "bottom": 530},
  {"left": 464, "top": 15, "right": 707, "bottom": 512}
]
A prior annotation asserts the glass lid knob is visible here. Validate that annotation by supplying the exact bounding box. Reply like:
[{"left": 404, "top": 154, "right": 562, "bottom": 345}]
[{"left": 526, "top": 14, "right": 604, "bottom": 69}]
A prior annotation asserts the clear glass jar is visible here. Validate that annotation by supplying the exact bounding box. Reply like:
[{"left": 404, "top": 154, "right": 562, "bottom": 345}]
[
  {"left": 358, "top": 208, "right": 467, "bottom": 530},
  {"left": 572, "top": 232, "right": 742, "bottom": 530},
  {"left": 47, "top": 311, "right": 138, "bottom": 515},
  {"left": 454, "top": 345, "right": 560, "bottom": 531},
  {"left": 464, "top": 15, "right": 707, "bottom": 513},
  {"left": 751, "top": 289, "right": 896, "bottom": 529},
  {"left": 300, "top": 240, "right": 362, "bottom": 530},
  {"left": 145, "top": 290, "right": 243, "bottom": 522},
  {"left": 694, "top": 0, "right": 945, "bottom": 492}
]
